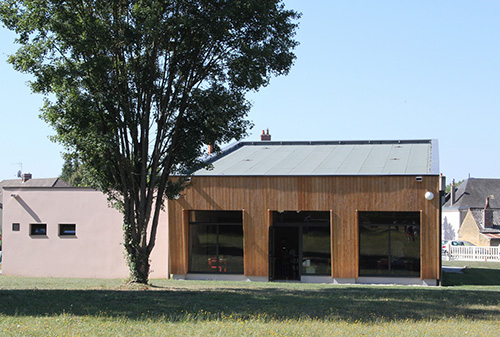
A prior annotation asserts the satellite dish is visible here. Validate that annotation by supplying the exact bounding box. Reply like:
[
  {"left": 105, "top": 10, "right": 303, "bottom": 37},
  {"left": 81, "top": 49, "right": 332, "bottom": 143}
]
[{"left": 17, "top": 170, "right": 22, "bottom": 178}]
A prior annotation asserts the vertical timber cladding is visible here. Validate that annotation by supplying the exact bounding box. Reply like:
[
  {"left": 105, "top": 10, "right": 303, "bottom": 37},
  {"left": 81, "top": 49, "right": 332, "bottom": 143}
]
[{"left": 168, "top": 175, "right": 440, "bottom": 280}]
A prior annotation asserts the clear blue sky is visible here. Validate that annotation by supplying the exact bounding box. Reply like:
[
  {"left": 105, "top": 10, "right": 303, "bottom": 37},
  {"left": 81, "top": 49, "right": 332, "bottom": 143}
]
[{"left": 1, "top": 1, "right": 499, "bottom": 183}]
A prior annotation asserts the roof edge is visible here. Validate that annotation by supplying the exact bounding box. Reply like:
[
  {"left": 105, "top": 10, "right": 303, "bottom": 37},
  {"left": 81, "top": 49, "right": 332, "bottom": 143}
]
[
  {"left": 430, "top": 139, "right": 440, "bottom": 174},
  {"left": 198, "top": 139, "right": 437, "bottom": 175},
  {"left": 189, "top": 173, "right": 440, "bottom": 177},
  {"left": 2, "top": 186, "right": 96, "bottom": 191}
]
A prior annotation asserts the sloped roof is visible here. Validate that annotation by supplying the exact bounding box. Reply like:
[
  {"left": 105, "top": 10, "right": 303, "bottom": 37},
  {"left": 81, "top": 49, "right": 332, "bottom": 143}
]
[
  {"left": 0, "top": 177, "right": 70, "bottom": 208},
  {"left": 0, "top": 177, "right": 69, "bottom": 189},
  {"left": 483, "top": 233, "right": 500, "bottom": 239},
  {"left": 194, "top": 139, "right": 439, "bottom": 176},
  {"left": 469, "top": 209, "right": 500, "bottom": 233},
  {"left": 444, "top": 178, "right": 500, "bottom": 209}
]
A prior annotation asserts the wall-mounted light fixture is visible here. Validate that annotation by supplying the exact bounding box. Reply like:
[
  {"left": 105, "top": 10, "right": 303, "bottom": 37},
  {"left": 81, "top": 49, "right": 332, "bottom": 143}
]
[{"left": 425, "top": 191, "right": 434, "bottom": 200}]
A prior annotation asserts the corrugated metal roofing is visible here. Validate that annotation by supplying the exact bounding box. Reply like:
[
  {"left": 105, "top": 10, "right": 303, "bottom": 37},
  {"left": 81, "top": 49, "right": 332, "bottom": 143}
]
[{"left": 194, "top": 140, "right": 438, "bottom": 176}]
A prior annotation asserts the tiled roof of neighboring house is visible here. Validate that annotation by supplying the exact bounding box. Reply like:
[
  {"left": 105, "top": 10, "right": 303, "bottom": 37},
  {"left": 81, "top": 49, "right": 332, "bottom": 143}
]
[
  {"left": 0, "top": 177, "right": 69, "bottom": 189},
  {"left": 483, "top": 233, "right": 500, "bottom": 239},
  {"left": 194, "top": 139, "right": 439, "bottom": 176},
  {"left": 469, "top": 209, "right": 500, "bottom": 233},
  {"left": 443, "top": 178, "right": 500, "bottom": 209},
  {"left": 0, "top": 177, "right": 70, "bottom": 208}
]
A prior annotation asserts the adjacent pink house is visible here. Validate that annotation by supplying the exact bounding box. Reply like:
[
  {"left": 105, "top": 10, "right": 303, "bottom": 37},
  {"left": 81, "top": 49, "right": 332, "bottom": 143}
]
[{"left": 1, "top": 180, "right": 168, "bottom": 278}]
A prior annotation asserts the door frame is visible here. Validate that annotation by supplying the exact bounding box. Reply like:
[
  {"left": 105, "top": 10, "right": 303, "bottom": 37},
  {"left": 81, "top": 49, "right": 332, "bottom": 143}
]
[{"left": 269, "top": 224, "right": 302, "bottom": 281}]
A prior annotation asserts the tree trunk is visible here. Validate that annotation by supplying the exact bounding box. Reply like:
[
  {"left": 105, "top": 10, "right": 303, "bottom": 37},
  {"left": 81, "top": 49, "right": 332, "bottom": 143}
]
[
  {"left": 125, "top": 242, "right": 151, "bottom": 284},
  {"left": 123, "top": 217, "right": 151, "bottom": 284}
]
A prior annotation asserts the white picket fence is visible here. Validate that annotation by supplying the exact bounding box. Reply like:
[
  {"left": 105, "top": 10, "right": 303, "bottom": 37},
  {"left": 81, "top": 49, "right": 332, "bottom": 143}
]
[{"left": 443, "top": 246, "right": 500, "bottom": 261}]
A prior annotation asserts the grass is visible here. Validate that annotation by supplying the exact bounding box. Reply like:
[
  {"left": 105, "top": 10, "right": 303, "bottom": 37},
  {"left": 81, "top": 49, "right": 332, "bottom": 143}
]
[
  {"left": 0, "top": 264, "right": 499, "bottom": 336},
  {"left": 442, "top": 260, "right": 500, "bottom": 286}
]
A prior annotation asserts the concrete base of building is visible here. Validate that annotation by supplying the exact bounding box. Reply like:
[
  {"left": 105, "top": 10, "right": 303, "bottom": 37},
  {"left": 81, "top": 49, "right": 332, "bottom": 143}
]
[
  {"left": 355, "top": 277, "right": 437, "bottom": 286},
  {"left": 171, "top": 274, "right": 267, "bottom": 282},
  {"left": 171, "top": 274, "right": 437, "bottom": 286}
]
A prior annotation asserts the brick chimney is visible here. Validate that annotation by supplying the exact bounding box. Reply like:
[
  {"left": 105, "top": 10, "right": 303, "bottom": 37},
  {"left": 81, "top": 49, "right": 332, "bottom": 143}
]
[
  {"left": 22, "top": 173, "right": 32, "bottom": 183},
  {"left": 450, "top": 179, "right": 456, "bottom": 206},
  {"left": 260, "top": 129, "right": 271, "bottom": 141},
  {"left": 484, "top": 197, "right": 493, "bottom": 228},
  {"left": 208, "top": 144, "right": 214, "bottom": 155}
]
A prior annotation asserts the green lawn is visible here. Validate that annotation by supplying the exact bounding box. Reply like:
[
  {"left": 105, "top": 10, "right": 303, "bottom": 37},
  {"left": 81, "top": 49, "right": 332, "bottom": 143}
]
[
  {"left": 442, "top": 260, "right": 500, "bottom": 286},
  {"left": 0, "top": 265, "right": 499, "bottom": 336}
]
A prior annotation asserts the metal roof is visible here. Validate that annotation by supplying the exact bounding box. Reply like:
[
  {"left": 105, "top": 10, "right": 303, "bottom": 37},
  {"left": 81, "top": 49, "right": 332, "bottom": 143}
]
[{"left": 194, "top": 139, "right": 439, "bottom": 176}]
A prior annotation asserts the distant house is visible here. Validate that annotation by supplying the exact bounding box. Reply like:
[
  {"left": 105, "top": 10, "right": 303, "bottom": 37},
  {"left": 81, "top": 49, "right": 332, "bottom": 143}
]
[
  {"left": 458, "top": 200, "right": 500, "bottom": 246},
  {"left": 442, "top": 178, "right": 500, "bottom": 241},
  {"left": 169, "top": 137, "right": 442, "bottom": 285}
]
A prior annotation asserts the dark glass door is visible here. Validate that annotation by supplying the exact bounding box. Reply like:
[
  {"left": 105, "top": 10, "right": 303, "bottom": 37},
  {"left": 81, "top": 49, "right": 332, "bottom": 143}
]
[{"left": 270, "top": 226, "right": 300, "bottom": 281}]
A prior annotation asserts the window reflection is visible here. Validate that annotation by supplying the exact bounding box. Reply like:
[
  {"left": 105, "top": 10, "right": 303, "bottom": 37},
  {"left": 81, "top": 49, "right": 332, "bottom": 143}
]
[
  {"left": 188, "top": 211, "right": 243, "bottom": 274},
  {"left": 272, "top": 211, "right": 331, "bottom": 278},
  {"left": 302, "top": 226, "right": 331, "bottom": 275},
  {"left": 359, "top": 212, "right": 420, "bottom": 277}
]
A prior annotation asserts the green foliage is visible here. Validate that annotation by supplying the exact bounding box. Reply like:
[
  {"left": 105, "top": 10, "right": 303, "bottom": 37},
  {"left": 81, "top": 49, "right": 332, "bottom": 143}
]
[
  {"left": 60, "top": 156, "right": 89, "bottom": 187},
  {"left": 0, "top": 0, "right": 300, "bottom": 283},
  {"left": 445, "top": 179, "right": 464, "bottom": 193}
]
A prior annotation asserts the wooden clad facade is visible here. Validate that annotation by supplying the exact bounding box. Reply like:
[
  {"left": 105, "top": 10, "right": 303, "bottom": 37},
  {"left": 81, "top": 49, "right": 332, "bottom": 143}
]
[{"left": 168, "top": 175, "right": 440, "bottom": 282}]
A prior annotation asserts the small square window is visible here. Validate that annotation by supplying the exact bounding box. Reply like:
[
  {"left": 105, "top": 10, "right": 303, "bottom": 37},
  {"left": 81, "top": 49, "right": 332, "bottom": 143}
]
[
  {"left": 59, "top": 224, "right": 76, "bottom": 236},
  {"left": 30, "top": 223, "right": 47, "bottom": 236},
  {"left": 12, "top": 223, "right": 20, "bottom": 231}
]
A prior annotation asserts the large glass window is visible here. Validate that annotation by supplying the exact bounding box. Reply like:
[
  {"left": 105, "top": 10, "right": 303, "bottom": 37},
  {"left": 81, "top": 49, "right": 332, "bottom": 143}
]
[
  {"left": 271, "top": 211, "right": 331, "bottom": 279},
  {"left": 359, "top": 212, "right": 420, "bottom": 277},
  {"left": 188, "top": 211, "right": 243, "bottom": 274},
  {"left": 302, "top": 225, "right": 331, "bottom": 275}
]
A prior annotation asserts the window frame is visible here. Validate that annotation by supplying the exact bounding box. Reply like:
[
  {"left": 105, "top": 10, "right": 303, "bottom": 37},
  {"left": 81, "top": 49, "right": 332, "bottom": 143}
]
[
  {"left": 59, "top": 223, "right": 76, "bottom": 237},
  {"left": 188, "top": 210, "right": 244, "bottom": 274},
  {"left": 358, "top": 211, "right": 421, "bottom": 278},
  {"left": 30, "top": 223, "right": 47, "bottom": 236},
  {"left": 271, "top": 211, "right": 332, "bottom": 279}
]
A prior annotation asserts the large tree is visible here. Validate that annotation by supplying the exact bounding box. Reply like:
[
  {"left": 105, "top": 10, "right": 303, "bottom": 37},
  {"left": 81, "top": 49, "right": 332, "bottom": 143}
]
[
  {"left": 0, "top": 0, "right": 299, "bottom": 283},
  {"left": 60, "top": 156, "right": 88, "bottom": 187}
]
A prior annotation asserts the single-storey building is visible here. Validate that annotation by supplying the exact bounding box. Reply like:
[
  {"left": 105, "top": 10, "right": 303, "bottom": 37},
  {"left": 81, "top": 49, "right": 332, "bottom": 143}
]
[
  {"left": 2, "top": 137, "right": 442, "bottom": 285},
  {"left": 2, "top": 185, "right": 168, "bottom": 278},
  {"left": 168, "top": 138, "right": 441, "bottom": 285}
]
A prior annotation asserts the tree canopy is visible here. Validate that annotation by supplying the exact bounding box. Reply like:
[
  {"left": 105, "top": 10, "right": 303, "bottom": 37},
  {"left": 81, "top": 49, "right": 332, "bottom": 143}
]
[
  {"left": 0, "top": 0, "right": 300, "bottom": 283},
  {"left": 60, "top": 156, "right": 88, "bottom": 187}
]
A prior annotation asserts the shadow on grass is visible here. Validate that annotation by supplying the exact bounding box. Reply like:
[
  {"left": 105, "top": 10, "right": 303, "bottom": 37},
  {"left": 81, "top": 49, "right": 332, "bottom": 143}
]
[
  {"left": 0, "top": 286, "right": 499, "bottom": 322},
  {"left": 443, "top": 267, "right": 500, "bottom": 286}
]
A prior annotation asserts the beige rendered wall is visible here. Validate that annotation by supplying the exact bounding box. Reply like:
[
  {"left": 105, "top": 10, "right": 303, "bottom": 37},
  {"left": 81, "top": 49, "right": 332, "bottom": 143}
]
[
  {"left": 458, "top": 212, "right": 490, "bottom": 246},
  {"left": 2, "top": 188, "right": 168, "bottom": 279}
]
